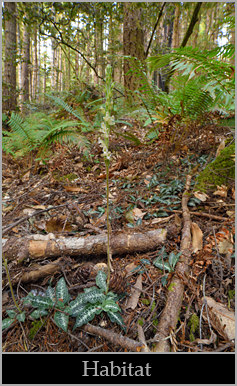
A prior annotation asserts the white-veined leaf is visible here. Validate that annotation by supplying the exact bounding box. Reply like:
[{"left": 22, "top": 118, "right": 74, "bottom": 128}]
[
  {"left": 107, "top": 311, "right": 126, "bottom": 331},
  {"left": 96, "top": 270, "right": 107, "bottom": 292},
  {"left": 16, "top": 312, "right": 26, "bottom": 323},
  {"left": 2, "top": 318, "right": 15, "bottom": 330},
  {"left": 45, "top": 286, "right": 55, "bottom": 301},
  {"left": 30, "top": 309, "right": 48, "bottom": 319},
  {"left": 56, "top": 277, "right": 70, "bottom": 304},
  {"left": 54, "top": 311, "right": 69, "bottom": 332},
  {"left": 73, "top": 305, "right": 100, "bottom": 330},
  {"left": 82, "top": 289, "right": 106, "bottom": 305},
  {"left": 68, "top": 299, "right": 87, "bottom": 317},
  {"left": 30, "top": 296, "right": 54, "bottom": 309},
  {"left": 6, "top": 310, "right": 17, "bottom": 319},
  {"left": 153, "top": 258, "right": 171, "bottom": 272},
  {"left": 102, "top": 300, "right": 121, "bottom": 313},
  {"left": 169, "top": 251, "right": 182, "bottom": 269}
]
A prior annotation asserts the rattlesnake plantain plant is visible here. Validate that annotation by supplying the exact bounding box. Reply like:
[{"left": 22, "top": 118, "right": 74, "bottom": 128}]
[{"left": 2, "top": 271, "right": 126, "bottom": 333}]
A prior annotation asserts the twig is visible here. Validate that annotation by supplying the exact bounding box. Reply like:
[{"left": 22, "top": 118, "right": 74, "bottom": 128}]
[
  {"left": 81, "top": 323, "right": 144, "bottom": 352},
  {"left": 165, "top": 208, "right": 230, "bottom": 221},
  {"left": 2, "top": 204, "right": 68, "bottom": 235}
]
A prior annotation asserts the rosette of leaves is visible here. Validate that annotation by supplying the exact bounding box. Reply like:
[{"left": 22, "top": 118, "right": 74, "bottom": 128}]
[
  {"left": 68, "top": 270, "right": 126, "bottom": 331},
  {"left": 22, "top": 277, "right": 71, "bottom": 332},
  {"left": 2, "top": 271, "right": 126, "bottom": 333}
]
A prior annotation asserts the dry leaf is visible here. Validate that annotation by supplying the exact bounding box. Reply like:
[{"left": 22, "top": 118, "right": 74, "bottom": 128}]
[
  {"left": 193, "top": 191, "right": 209, "bottom": 202},
  {"left": 191, "top": 222, "right": 203, "bottom": 253},
  {"left": 22, "top": 170, "right": 30, "bottom": 182},
  {"left": 215, "top": 139, "right": 225, "bottom": 158},
  {"left": 125, "top": 207, "right": 145, "bottom": 223},
  {"left": 213, "top": 185, "right": 228, "bottom": 198},
  {"left": 64, "top": 186, "right": 88, "bottom": 193},
  {"left": 125, "top": 262, "right": 138, "bottom": 275},
  {"left": 226, "top": 211, "right": 235, "bottom": 218},
  {"left": 174, "top": 213, "right": 182, "bottom": 228},
  {"left": 218, "top": 239, "right": 233, "bottom": 255},
  {"left": 125, "top": 274, "right": 142, "bottom": 310},
  {"left": 203, "top": 296, "right": 235, "bottom": 341}
]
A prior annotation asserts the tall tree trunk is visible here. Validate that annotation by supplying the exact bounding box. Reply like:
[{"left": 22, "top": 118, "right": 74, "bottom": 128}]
[
  {"left": 37, "top": 32, "right": 41, "bottom": 100},
  {"left": 172, "top": 3, "right": 181, "bottom": 49},
  {"left": 165, "top": 2, "right": 202, "bottom": 91},
  {"left": 22, "top": 22, "right": 30, "bottom": 106},
  {"left": 3, "top": 2, "right": 17, "bottom": 112},
  {"left": 123, "top": 2, "right": 145, "bottom": 97}
]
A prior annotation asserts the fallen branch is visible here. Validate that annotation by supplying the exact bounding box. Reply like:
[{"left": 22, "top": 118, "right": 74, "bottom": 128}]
[
  {"left": 3, "top": 228, "right": 167, "bottom": 264},
  {"left": 165, "top": 209, "right": 230, "bottom": 222},
  {"left": 82, "top": 323, "right": 144, "bottom": 352},
  {"left": 152, "top": 175, "right": 192, "bottom": 352},
  {"left": 4, "top": 258, "right": 64, "bottom": 287}
]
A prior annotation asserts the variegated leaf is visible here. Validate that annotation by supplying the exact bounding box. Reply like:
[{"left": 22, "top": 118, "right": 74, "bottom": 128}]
[
  {"left": 54, "top": 311, "right": 69, "bottom": 332},
  {"left": 96, "top": 270, "right": 107, "bottom": 292},
  {"left": 56, "top": 277, "right": 70, "bottom": 304},
  {"left": 73, "top": 305, "right": 100, "bottom": 330}
]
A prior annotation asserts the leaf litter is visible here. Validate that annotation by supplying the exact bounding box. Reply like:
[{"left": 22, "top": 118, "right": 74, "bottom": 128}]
[{"left": 2, "top": 115, "right": 235, "bottom": 352}]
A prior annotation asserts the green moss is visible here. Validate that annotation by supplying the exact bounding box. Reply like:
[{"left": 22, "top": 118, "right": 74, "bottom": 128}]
[
  {"left": 53, "top": 172, "right": 78, "bottom": 182},
  {"left": 188, "top": 313, "right": 199, "bottom": 342},
  {"left": 195, "top": 143, "right": 235, "bottom": 192}
]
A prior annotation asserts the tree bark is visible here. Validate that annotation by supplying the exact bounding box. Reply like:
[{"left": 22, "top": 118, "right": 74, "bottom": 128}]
[
  {"left": 3, "top": 228, "right": 167, "bottom": 264},
  {"left": 22, "top": 23, "right": 31, "bottom": 105},
  {"left": 3, "top": 2, "right": 17, "bottom": 112},
  {"left": 123, "top": 2, "right": 145, "bottom": 96}
]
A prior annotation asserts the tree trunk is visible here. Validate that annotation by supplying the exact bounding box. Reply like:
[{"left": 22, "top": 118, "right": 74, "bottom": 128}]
[
  {"left": 3, "top": 2, "right": 17, "bottom": 112},
  {"left": 172, "top": 3, "right": 181, "bottom": 49},
  {"left": 123, "top": 2, "right": 145, "bottom": 96},
  {"left": 21, "top": 23, "right": 31, "bottom": 106}
]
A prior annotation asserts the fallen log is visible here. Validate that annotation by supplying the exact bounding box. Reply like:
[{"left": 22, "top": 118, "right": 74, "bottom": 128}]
[
  {"left": 3, "top": 228, "right": 167, "bottom": 264},
  {"left": 152, "top": 175, "right": 192, "bottom": 352}
]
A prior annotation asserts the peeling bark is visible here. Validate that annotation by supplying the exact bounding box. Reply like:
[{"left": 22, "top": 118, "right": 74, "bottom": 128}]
[{"left": 3, "top": 228, "right": 167, "bottom": 264}]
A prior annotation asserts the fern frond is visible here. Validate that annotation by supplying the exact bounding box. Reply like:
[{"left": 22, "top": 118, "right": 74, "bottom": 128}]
[{"left": 46, "top": 94, "right": 92, "bottom": 132}]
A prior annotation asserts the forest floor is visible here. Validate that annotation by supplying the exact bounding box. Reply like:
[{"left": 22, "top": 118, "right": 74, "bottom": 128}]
[{"left": 2, "top": 113, "right": 235, "bottom": 352}]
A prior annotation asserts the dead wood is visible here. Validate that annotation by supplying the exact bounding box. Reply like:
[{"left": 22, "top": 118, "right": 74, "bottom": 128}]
[
  {"left": 152, "top": 175, "right": 192, "bottom": 352},
  {"left": 82, "top": 323, "right": 144, "bottom": 352},
  {"left": 7, "top": 258, "right": 63, "bottom": 287},
  {"left": 166, "top": 208, "right": 230, "bottom": 222},
  {"left": 3, "top": 228, "right": 167, "bottom": 264}
]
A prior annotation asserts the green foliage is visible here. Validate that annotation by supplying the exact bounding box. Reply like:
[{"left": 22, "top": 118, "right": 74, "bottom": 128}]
[
  {"left": 153, "top": 246, "right": 182, "bottom": 273},
  {"left": 2, "top": 111, "right": 90, "bottom": 159},
  {"left": 2, "top": 271, "right": 126, "bottom": 333},
  {"left": 147, "top": 44, "right": 235, "bottom": 117},
  {"left": 188, "top": 313, "right": 199, "bottom": 342}
]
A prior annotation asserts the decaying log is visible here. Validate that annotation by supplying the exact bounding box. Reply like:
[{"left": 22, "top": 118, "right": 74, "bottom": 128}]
[
  {"left": 82, "top": 323, "right": 144, "bottom": 352},
  {"left": 3, "top": 228, "right": 167, "bottom": 264},
  {"left": 152, "top": 175, "right": 192, "bottom": 352}
]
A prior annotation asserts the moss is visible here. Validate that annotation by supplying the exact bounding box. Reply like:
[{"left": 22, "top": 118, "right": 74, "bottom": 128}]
[
  {"left": 195, "top": 143, "right": 235, "bottom": 192},
  {"left": 188, "top": 313, "right": 199, "bottom": 342},
  {"left": 53, "top": 172, "right": 78, "bottom": 182}
]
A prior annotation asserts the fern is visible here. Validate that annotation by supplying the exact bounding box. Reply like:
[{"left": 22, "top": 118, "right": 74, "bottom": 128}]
[
  {"left": 146, "top": 44, "right": 235, "bottom": 117},
  {"left": 46, "top": 94, "right": 92, "bottom": 132},
  {"left": 3, "top": 112, "right": 90, "bottom": 159}
]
